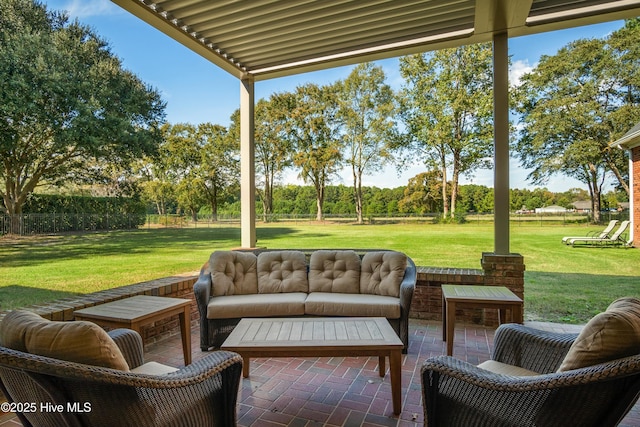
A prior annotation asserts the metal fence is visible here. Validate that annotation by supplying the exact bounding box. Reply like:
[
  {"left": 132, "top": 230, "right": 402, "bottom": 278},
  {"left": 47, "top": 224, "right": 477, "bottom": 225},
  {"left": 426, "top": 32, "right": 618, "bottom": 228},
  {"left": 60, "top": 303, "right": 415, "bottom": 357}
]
[
  {"left": 2, "top": 211, "right": 627, "bottom": 235},
  {"left": 1, "top": 213, "right": 145, "bottom": 236}
]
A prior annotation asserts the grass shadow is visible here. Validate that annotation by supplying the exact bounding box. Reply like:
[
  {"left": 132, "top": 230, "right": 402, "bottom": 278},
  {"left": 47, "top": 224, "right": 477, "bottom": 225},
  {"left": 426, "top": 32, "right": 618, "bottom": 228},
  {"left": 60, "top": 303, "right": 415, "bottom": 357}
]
[
  {"left": 524, "top": 271, "right": 638, "bottom": 323},
  {"left": 0, "top": 285, "right": 79, "bottom": 311},
  {"left": 0, "top": 227, "right": 306, "bottom": 267}
]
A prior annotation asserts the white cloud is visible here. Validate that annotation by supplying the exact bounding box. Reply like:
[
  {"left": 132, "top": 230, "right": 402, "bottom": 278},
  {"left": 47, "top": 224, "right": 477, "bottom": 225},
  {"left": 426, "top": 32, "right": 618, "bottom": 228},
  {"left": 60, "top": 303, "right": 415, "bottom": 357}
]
[
  {"left": 509, "top": 59, "right": 534, "bottom": 87},
  {"left": 54, "top": 0, "right": 119, "bottom": 19}
]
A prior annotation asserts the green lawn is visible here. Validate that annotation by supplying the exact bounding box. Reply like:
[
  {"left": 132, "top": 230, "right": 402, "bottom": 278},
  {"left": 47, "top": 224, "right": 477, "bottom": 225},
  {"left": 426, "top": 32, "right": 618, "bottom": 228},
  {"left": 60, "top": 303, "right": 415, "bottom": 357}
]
[{"left": 1, "top": 222, "right": 638, "bottom": 323}]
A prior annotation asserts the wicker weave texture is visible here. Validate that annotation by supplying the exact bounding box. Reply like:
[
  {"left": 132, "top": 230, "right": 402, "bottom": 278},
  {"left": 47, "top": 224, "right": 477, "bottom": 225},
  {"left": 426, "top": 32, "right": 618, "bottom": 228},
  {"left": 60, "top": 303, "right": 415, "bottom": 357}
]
[
  {"left": 421, "top": 324, "right": 640, "bottom": 427},
  {"left": 0, "top": 329, "right": 242, "bottom": 427}
]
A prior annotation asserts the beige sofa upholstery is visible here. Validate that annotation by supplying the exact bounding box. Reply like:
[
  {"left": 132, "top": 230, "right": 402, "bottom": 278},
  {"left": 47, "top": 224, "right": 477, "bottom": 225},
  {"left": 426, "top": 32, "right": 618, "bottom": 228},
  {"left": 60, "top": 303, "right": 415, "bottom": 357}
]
[{"left": 194, "top": 249, "right": 416, "bottom": 353}]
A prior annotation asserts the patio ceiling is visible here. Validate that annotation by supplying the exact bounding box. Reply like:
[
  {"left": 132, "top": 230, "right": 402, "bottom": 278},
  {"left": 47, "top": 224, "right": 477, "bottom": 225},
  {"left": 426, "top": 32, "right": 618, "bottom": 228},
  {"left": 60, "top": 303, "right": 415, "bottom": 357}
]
[{"left": 112, "top": 0, "right": 640, "bottom": 81}]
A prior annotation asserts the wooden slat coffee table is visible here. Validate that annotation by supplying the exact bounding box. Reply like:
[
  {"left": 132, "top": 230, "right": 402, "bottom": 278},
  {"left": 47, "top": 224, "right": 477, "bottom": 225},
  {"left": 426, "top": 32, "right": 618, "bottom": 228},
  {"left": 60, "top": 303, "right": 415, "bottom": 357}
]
[
  {"left": 74, "top": 295, "right": 192, "bottom": 365},
  {"left": 441, "top": 284, "right": 523, "bottom": 356},
  {"left": 221, "top": 317, "right": 404, "bottom": 415}
]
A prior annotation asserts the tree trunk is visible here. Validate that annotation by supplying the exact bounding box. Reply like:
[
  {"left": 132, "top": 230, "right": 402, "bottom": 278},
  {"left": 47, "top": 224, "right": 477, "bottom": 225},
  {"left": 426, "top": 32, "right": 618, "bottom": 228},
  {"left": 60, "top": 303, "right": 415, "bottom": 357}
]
[
  {"left": 210, "top": 184, "right": 218, "bottom": 222},
  {"left": 608, "top": 159, "right": 630, "bottom": 196},
  {"left": 587, "top": 164, "right": 602, "bottom": 224},
  {"left": 450, "top": 158, "right": 460, "bottom": 219},
  {"left": 315, "top": 182, "right": 324, "bottom": 222},
  {"left": 353, "top": 164, "right": 363, "bottom": 224},
  {"left": 440, "top": 167, "right": 449, "bottom": 217},
  {"left": 262, "top": 175, "right": 270, "bottom": 222}
]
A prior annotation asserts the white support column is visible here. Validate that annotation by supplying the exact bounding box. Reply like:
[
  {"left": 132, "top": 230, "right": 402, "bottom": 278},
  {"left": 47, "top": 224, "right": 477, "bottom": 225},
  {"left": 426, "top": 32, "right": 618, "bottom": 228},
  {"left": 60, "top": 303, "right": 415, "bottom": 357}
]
[
  {"left": 493, "top": 32, "right": 510, "bottom": 255},
  {"left": 240, "top": 77, "right": 256, "bottom": 248}
]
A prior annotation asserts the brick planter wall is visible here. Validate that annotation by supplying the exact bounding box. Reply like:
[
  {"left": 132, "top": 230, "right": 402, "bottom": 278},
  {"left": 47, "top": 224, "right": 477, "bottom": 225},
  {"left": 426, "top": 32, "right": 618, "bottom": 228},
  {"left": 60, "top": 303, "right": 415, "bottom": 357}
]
[
  {"left": 0, "top": 253, "right": 525, "bottom": 346},
  {"left": 411, "top": 253, "right": 525, "bottom": 326}
]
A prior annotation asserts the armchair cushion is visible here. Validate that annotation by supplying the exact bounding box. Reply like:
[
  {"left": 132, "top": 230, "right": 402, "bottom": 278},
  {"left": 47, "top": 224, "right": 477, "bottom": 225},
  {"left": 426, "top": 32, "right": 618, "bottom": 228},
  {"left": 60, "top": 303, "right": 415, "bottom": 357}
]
[
  {"left": 0, "top": 310, "right": 129, "bottom": 371},
  {"left": 309, "top": 250, "right": 361, "bottom": 293},
  {"left": 559, "top": 297, "right": 640, "bottom": 372},
  {"left": 360, "top": 251, "right": 407, "bottom": 297},
  {"left": 257, "top": 250, "right": 308, "bottom": 293},
  {"left": 477, "top": 360, "right": 539, "bottom": 376},
  {"left": 131, "top": 361, "right": 179, "bottom": 375},
  {"left": 210, "top": 250, "right": 258, "bottom": 296}
]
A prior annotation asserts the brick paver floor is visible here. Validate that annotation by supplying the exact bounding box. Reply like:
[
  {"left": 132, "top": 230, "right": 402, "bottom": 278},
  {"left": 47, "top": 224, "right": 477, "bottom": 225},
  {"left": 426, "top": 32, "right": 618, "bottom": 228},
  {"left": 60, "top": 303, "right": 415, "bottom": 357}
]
[{"left": 1, "top": 319, "right": 638, "bottom": 426}]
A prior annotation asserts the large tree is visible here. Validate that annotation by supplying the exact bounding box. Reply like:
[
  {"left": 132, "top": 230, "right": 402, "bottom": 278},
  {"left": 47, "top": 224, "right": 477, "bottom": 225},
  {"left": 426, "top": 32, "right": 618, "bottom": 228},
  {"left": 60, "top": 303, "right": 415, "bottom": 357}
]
[
  {"left": 399, "top": 44, "right": 494, "bottom": 219},
  {"left": 514, "top": 21, "right": 640, "bottom": 223},
  {"left": 338, "top": 63, "right": 399, "bottom": 224},
  {"left": 154, "top": 122, "right": 238, "bottom": 221},
  {"left": 254, "top": 94, "right": 295, "bottom": 222},
  {"left": 0, "top": 0, "right": 165, "bottom": 232},
  {"left": 196, "top": 122, "right": 239, "bottom": 221},
  {"left": 288, "top": 83, "right": 343, "bottom": 221}
]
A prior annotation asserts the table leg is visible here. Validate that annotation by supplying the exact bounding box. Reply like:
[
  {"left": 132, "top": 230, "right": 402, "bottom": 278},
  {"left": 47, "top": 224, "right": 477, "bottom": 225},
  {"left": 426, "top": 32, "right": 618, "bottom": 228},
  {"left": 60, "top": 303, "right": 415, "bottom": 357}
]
[
  {"left": 389, "top": 350, "right": 402, "bottom": 415},
  {"left": 513, "top": 303, "right": 523, "bottom": 324},
  {"left": 242, "top": 356, "right": 250, "bottom": 378},
  {"left": 378, "top": 356, "right": 386, "bottom": 377},
  {"left": 498, "top": 308, "right": 507, "bottom": 325},
  {"left": 442, "top": 295, "right": 447, "bottom": 341},
  {"left": 178, "top": 307, "right": 192, "bottom": 365},
  {"left": 446, "top": 301, "right": 456, "bottom": 356}
]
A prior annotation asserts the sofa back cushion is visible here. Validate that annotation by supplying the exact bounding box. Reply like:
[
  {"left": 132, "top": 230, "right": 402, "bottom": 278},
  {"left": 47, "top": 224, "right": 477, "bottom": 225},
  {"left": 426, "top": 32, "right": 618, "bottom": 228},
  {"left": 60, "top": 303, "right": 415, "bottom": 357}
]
[
  {"left": 309, "top": 250, "right": 361, "bottom": 293},
  {"left": 209, "top": 251, "right": 258, "bottom": 296},
  {"left": 0, "top": 310, "right": 130, "bottom": 371},
  {"left": 257, "top": 250, "right": 308, "bottom": 293},
  {"left": 360, "top": 251, "right": 407, "bottom": 297},
  {"left": 558, "top": 297, "right": 640, "bottom": 372}
]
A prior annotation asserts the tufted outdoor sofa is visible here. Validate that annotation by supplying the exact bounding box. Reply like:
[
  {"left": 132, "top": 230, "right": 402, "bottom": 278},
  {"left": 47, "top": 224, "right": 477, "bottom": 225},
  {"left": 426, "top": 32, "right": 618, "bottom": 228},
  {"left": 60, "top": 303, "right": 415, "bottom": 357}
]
[{"left": 194, "top": 249, "right": 416, "bottom": 353}]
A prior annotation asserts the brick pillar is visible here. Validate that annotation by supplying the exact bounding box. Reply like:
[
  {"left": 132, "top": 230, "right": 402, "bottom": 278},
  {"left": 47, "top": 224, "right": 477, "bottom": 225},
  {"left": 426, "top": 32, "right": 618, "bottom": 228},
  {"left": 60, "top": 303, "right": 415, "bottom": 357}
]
[
  {"left": 632, "top": 147, "right": 640, "bottom": 248},
  {"left": 481, "top": 252, "right": 525, "bottom": 300}
]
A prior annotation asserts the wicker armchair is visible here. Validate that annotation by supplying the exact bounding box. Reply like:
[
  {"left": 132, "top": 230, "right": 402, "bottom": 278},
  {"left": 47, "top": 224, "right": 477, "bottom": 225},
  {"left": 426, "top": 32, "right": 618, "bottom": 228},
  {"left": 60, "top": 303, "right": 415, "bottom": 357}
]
[
  {"left": 421, "top": 323, "right": 640, "bottom": 427},
  {"left": 0, "top": 328, "right": 243, "bottom": 427}
]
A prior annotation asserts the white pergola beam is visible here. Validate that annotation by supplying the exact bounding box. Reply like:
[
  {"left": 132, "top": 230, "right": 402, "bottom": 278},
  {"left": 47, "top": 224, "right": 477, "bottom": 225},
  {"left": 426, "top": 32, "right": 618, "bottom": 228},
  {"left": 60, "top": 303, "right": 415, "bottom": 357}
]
[
  {"left": 493, "top": 32, "right": 510, "bottom": 255},
  {"left": 240, "top": 77, "right": 256, "bottom": 248}
]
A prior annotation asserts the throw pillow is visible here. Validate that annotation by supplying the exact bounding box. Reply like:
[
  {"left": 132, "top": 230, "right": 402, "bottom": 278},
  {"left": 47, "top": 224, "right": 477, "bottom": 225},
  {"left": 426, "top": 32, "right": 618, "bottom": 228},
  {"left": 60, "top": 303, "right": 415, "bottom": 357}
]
[{"left": 558, "top": 297, "right": 640, "bottom": 372}]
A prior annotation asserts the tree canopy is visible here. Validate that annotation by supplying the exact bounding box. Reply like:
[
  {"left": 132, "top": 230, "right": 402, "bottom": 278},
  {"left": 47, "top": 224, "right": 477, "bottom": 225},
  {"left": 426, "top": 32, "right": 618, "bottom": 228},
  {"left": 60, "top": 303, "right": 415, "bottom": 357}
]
[
  {"left": 0, "top": 0, "right": 165, "bottom": 228},
  {"left": 514, "top": 20, "right": 640, "bottom": 223},
  {"left": 399, "top": 44, "right": 494, "bottom": 219},
  {"left": 338, "top": 63, "right": 399, "bottom": 224}
]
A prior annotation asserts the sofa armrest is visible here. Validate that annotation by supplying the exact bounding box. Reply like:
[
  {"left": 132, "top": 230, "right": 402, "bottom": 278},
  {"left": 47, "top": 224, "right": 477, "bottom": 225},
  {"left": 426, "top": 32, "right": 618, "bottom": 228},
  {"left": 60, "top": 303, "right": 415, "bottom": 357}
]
[
  {"left": 194, "top": 266, "right": 212, "bottom": 313},
  {"left": 194, "top": 265, "right": 213, "bottom": 350},
  {"left": 108, "top": 328, "right": 145, "bottom": 369},
  {"left": 491, "top": 324, "right": 577, "bottom": 373},
  {"left": 399, "top": 256, "right": 416, "bottom": 313}
]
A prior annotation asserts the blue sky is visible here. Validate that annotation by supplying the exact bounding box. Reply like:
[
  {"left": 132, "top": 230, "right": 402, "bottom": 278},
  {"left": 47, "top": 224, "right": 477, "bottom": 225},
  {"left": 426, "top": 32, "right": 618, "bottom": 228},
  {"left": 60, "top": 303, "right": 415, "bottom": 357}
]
[{"left": 42, "top": 0, "right": 627, "bottom": 192}]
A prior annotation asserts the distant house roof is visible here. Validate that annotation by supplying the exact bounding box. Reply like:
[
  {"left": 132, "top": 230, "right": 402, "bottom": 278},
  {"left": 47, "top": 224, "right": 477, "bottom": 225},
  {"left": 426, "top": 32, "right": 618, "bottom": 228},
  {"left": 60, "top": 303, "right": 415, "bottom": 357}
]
[{"left": 572, "top": 201, "right": 591, "bottom": 211}]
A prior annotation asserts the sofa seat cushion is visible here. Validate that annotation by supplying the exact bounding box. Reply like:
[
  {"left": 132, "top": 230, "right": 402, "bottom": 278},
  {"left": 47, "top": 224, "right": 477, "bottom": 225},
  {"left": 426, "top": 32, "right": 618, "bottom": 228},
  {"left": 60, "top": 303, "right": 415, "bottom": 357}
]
[
  {"left": 478, "top": 360, "right": 539, "bottom": 377},
  {"left": 0, "top": 310, "right": 129, "bottom": 371},
  {"left": 209, "top": 251, "right": 258, "bottom": 296},
  {"left": 207, "top": 293, "right": 307, "bottom": 319},
  {"left": 360, "top": 251, "right": 407, "bottom": 297},
  {"left": 558, "top": 297, "right": 640, "bottom": 372},
  {"left": 304, "top": 292, "right": 401, "bottom": 318},
  {"left": 257, "top": 250, "right": 309, "bottom": 293},
  {"left": 309, "top": 250, "right": 361, "bottom": 293}
]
